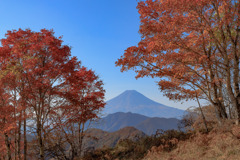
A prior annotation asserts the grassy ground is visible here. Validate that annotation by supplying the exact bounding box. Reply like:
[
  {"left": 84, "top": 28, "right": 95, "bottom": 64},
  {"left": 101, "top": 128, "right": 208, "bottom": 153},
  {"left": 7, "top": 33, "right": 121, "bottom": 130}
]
[{"left": 143, "top": 125, "right": 240, "bottom": 160}]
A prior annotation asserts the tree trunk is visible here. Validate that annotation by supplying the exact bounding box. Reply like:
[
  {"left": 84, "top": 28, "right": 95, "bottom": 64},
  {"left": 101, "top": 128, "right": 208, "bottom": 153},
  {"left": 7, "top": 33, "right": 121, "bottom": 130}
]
[
  {"left": 37, "top": 121, "right": 44, "bottom": 160},
  {"left": 196, "top": 96, "right": 209, "bottom": 133},
  {"left": 17, "top": 111, "right": 22, "bottom": 160},
  {"left": 24, "top": 109, "right": 27, "bottom": 160},
  {"left": 78, "top": 123, "right": 85, "bottom": 157},
  {"left": 4, "top": 133, "right": 11, "bottom": 160},
  {"left": 235, "top": 103, "right": 240, "bottom": 125}
]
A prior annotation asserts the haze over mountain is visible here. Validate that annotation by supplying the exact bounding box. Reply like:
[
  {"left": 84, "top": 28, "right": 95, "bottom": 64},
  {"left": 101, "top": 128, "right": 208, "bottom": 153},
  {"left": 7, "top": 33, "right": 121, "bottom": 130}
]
[
  {"left": 104, "top": 90, "right": 185, "bottom": 118},
  {"left": 93, "top": 112, "right": 149, "bottom": 132},
  {"left": 135, "top": 117, "right": 179, "bottom": 135},
  {"left": 90, "top": 112, "right": 179, "bottom": 135}
]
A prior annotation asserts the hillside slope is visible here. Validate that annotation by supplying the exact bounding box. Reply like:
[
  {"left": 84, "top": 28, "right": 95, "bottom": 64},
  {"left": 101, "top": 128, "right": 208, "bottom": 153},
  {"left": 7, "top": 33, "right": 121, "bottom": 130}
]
[
  {"left": 143, "top": 126, "right": 240, "bottom": 160},
  {"left": 82, "top": 126, "right": 240, "bottom": 160},
  {"left": 82, "top": 126, "right": 146, "bottom": 152}
]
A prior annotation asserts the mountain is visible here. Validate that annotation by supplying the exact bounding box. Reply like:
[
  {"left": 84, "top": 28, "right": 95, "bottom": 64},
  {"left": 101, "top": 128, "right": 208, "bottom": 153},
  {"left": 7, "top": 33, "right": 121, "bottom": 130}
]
[
  {"left": 90, "top": 112, "right": 179, "bottom": 135},
  {"left": 92, "top": 112, "right": 149, "bottom": 132},
  {"left": 103, "top": 90, "right": 185, "bottom": 118},
  {"left": 82, "top": 127, "right": 146, "bottom": 153},
  {"left": 136, "top": 117, "right": 179, "bottom": 135}
]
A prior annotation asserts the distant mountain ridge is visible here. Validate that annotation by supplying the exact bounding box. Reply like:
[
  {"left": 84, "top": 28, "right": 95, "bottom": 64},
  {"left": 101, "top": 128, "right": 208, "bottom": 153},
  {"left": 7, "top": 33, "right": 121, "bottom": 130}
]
[
  {"left": 90, "top": 112, "right": 179, "bottom": 135},
  {"left": 135, "top": 117, "right": 179, "bottom": 135},
  {"left": 104, "top": 90, "right": 185, "bottom": 118},
  {"left": 82, "top": 126, "right": 146, "bottom": 152}
]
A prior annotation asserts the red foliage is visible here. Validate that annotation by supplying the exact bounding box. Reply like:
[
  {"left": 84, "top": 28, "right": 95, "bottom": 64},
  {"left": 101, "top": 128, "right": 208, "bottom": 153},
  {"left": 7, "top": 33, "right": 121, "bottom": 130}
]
[
  {"left": 0, "top": 29, "right": 105, "bottom": 159},
  {"left": 116, "top": 0, "right": 240, "bottom": 120}
]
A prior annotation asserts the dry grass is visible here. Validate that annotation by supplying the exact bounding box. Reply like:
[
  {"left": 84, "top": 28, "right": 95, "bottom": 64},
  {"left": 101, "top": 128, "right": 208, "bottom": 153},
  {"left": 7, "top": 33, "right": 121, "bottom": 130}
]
[{"left": 143, "top": 125, "right": 240, "bottom": 160}]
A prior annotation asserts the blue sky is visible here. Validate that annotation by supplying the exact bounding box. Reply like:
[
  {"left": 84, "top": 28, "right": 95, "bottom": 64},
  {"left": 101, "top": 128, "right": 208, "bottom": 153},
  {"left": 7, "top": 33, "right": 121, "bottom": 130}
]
[{"left": 0, "top": 0, "right": 199, "bottom": 110}]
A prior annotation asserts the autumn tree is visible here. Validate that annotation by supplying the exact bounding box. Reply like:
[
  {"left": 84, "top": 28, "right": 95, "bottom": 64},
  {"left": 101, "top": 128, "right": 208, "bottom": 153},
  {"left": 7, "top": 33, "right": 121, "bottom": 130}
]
[
  {"left": 0, "top": 50, "right": 22, "bottom": 160},
  {"left": 116, "top": 0, "right": 240, "bottom": 123},
  {"left": 0, "top": 82, "right": 15, "bottom": 160},
  {"left": 0, "top": 29, "right": 105, "bottom": 159},
  {"left": 45, "top": 67, "right": 105, "bottom": 159},
  {"left": 61, "top": 67, "right": 105, "bottom": 159}
]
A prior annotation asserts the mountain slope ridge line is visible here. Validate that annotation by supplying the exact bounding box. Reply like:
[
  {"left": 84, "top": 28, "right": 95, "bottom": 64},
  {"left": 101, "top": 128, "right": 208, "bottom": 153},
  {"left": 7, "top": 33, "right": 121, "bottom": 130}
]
[{"left": 104, "top": 90, "right": 185, "bottom": 118}]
